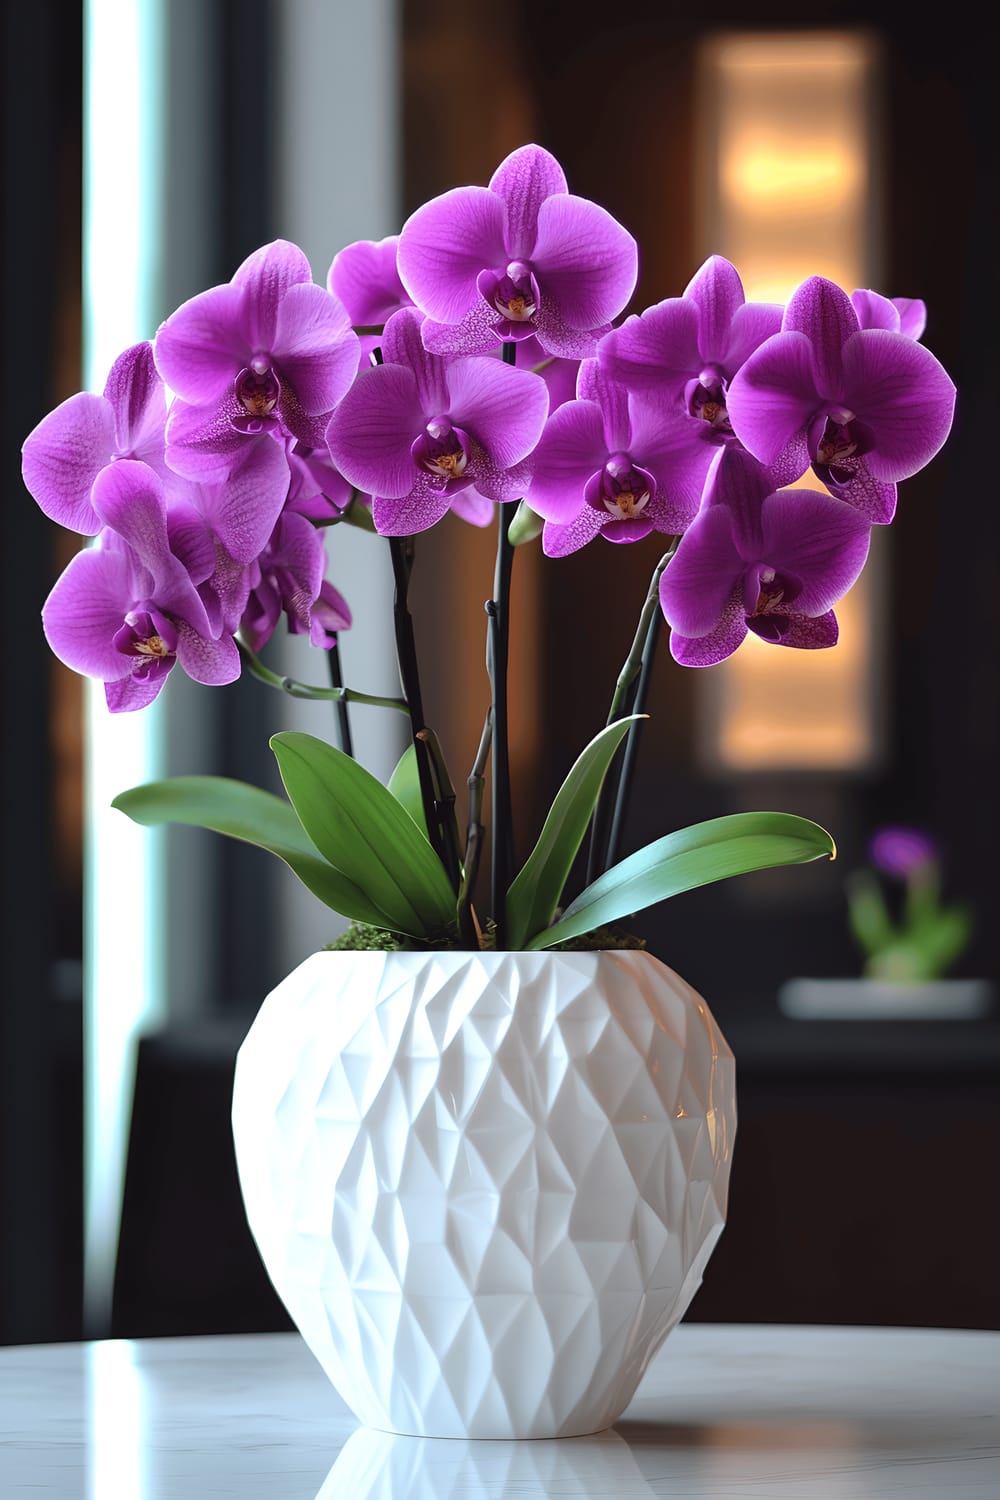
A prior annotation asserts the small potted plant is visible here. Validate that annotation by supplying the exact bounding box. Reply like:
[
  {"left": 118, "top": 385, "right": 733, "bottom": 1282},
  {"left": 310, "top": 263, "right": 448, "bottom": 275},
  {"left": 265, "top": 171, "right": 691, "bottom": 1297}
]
[
  {"left": 781, "top": 827, "right": 991, "bottom": 1020},
  {"left": 23, "top": 144, "right": 956, "bottom": 1437}
]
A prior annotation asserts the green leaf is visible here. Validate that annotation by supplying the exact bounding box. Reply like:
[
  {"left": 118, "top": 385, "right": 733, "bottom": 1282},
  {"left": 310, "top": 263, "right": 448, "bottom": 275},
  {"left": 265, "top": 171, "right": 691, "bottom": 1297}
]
[
  {"left": 387, "top": 744, "right": 429, "bottom": 841},
  {"left": 506, "top": 716, "right": 642, "bottom": 950},
  {"left": 507, "top": 499, "right": 544, "bottom": 546},
  {"left": 271, "top": 731, "right": 457, "bottom": 939},
  {"left": 526, "top": 812, "right": 836, "bottom": 950},
  {"left": 112, "top": 775, "right": 397, "bottom": 931}
]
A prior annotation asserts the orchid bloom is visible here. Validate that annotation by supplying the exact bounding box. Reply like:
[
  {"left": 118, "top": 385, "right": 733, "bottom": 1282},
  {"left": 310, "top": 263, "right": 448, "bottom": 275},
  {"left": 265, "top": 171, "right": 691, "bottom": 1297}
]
[
  {"left": 21, "top": 342, "right": 169, "bottom": 535},
  {"left": 851, "top": 289, "right": 927, "bottom": 341},
  {"left": 241, "top": 510, "right": 351, "bottom": 653},
  {"left": 726, "top": 276, "right": 956, "bottom": 523},
  {"left": 41, "top": 461, "right": 244, "bottom": 710},
  {"left": 526, "top": 361, "right": 717, "bottom": 557},
  {"left": 328, "top": 235, "right": 415, "bottom": 365},
  {"left": 660, "top": 446, "right": 872, "bottom": 666},
  {"left": 155, "top": 239, "right": 360, "bottom": 478},
  {"left": 396, "top": 143, "right": 638, "bottom": 360},
  {"left": 598, "top": 255, "right": 783, "bottom": 438},
  {"left": 326, "top": 307, "right": 549, "bottom": 536}
]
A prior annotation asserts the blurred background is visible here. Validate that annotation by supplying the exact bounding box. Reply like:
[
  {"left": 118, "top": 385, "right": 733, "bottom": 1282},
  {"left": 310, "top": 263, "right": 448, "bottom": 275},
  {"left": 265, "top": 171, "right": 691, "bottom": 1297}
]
[{"left": 2, "top": 0, "right": 998, "bottom": 1348}]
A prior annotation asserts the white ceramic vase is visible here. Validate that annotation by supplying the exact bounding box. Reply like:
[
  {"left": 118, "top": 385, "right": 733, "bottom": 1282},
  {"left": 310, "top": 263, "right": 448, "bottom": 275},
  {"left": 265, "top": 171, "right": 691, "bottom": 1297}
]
[{"left": 231, "top": 948, "right": 736, "bottom": 1439}]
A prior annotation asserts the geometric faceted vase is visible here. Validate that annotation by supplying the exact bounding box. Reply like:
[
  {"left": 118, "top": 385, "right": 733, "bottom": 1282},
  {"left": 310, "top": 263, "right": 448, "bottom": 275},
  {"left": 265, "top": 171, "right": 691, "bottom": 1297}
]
[{"left": 232, "top": 948, "right": 736, "bottom": 1438}]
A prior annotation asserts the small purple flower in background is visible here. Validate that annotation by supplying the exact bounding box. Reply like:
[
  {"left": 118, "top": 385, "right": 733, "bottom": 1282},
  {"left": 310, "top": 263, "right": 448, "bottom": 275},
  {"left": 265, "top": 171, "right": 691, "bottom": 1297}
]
[
  {"left": 41, "top": 461, "right": 243, "bottom": 711},
  {"left": 726, "top": 276, "right": 956, "bottom": 524},
  {"left": 241, "top": 511, "right": 351, "bottom": 653},
  {"left": 660, "top": 445, "right": 872, "bottom": 666},
  {"left": 851, "top": 289, "right": 927, "bottom": 341},
  {"left": 155, "top": 239, "right": 360, "bottom": 477},
  {"left": 526, "top": 361, "right": 718, "bottom": 557},
  {"left": 283, "top": 441, "right": 356, "bottom": 523},
  {"left": 326, "top": 307, "right": 549, "bottom": 536},
  {"left": 599, "top": 255, "right": 783, "bottom": 444},
  {"left": 396, "top": 143, "right": 638, "bottom": 360},
  {"left": 868, "top": 826, "right": 939, "bottom": 878},
  {"left": 21, "top": 342, "right": 169, "bottom": 534}
]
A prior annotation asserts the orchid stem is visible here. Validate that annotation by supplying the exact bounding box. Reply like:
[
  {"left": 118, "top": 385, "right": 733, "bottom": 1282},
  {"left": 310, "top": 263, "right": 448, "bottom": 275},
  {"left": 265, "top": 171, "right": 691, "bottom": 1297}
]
[
  {"left": 457, "top": 709, "right": 493, "bottom": 947},
  {"left": 236, "top": 638, "right": 409, "bottom": 712},
  {"left": 488, "top": 341, "right": 519, "bottom": 945},
  {"left": 389, "top": 536, "right": 460, "bottom": 891},
  {"left": 586, "top": 544, "right": 677, "bottom": 883},
  {"left": 604, "top": 609, "right": 661, "bottom": 872},
  {"left": 325, "top": 636, "right": 354, "bottom": 758}
]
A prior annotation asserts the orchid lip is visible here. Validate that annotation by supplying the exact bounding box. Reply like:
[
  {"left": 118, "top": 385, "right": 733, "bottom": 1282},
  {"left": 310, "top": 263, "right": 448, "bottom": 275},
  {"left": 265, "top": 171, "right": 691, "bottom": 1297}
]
[
  {"left": 587, "top": 454, "right": 654, "bottom": 521},
  {"left": 410, "top": 419, "right": 472, "bottom": 488}
]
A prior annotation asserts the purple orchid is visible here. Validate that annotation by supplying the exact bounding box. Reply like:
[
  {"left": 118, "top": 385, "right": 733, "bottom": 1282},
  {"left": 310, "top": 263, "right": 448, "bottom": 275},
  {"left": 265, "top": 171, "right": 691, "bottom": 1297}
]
[
  {"left": 396, "top": 143, "right": 637, "bottom": 361},
  {"left": 660, "top": 445, "right": 872, "bottom": 666},
  {"left": 598, "top": 255, "right": 783, "bottom": 439},
  {"left": 155, "top": 240, "right": 360, "bottom": 478},
  {"left": 325, "top": 307, "right": 549, "bottom": 536},
  {"left": 868, "top": 826, "right": 938, "bottom": 878},
  {"left": 21, "top": 342, "right": 169, "bottom": 535},
  {"left": 852, "top": 289, "right": 927, "bottom": 341},
  {"left": 328, "top": 234, "right": 415, "bottom": 365},
  {"left": 241, "top": 510, "right": 351, "bottom": 653},
  {"left": 526, "top": 361, "right": 718, "bottom": 557},
  {"left": 726, "top": 276, "right": 956, "bottom": 523},
  {"left": 42, "top": 461, "right": 244, "bottom": 710}
]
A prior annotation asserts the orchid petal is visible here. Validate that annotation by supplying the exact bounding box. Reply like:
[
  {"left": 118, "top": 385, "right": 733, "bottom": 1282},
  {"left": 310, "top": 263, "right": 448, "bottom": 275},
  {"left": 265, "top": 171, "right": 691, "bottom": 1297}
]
[
  {"left": 328, "top": 236, "right": 412, "bottom": 326},
  {"left": 231, "top": 239, "right": 313, "bottom": 350},
  {"left": 685, "top": 256, "right": 745, "bottom": 363},
  {"left": 42, "top": 545, "right": 139, "bottom": 679},
  {"left": 488, "top": 144, "right": 567, "bottom": 259},
  {"left": 106, "top": 665, "right": 173, "bottom": 712},
  {"left": 669, "top": 591, "right": 748, "bottom": 666},
  {"left": 660, "top": 505, "right": 744, "bottom": 638},
  {"left": 372, "top": 478, "right": 456, "bottom": 537},
  {"left": 326, "top": 363, "right": 425, "bottom": 499},
  {"left": 526, "top": 400, "right": 609, "bottom": 521},
  {"left": 165, "top": 397, "right": 259, "bottom": 481},
  {"left": 174, "top": 622, "right": 241, "bottom": 686},
  {"left": 382, "top": 307, "right": 451, "bottom": 416},
  {"left": 531, "top": 193, "right": 638, "bottom": 330},
  {"left": 758, "top": 609, "right": 839, "bottom": 650},
  {"left": 724, "top": 300, "right": 785, "bottom": 373},
  {"left": 21, "top": 392, "right": 115, "bottom": 534},
  {"left": 195, "top": 439, "right": 291, "bottom": 564},
  {"left": 894, "top": 298, "right": 927, "bottom": 341},
  {"left": 726, "top": 330, "right": 819, "bottom": 471},
  {"left": 782, "top": 277, "right": 859, "bottom": 397},
  {"left": 398, "top": 186, "right": 507, "bottom": 323},
  {"left": 701, "top": 444, "right": 772, "bottom": 556},
  {"left": 153, "top": 282, "right": 249, "bottom": 405},
  {"left": 273, "top": 282, "right": 358, "bottom": 415},
  {"left": 449, "top": 489, "right": 495, "bottom": 527},
  {"left": 576, "top": 361, "right": 631, "bottom": 449},
  {"left": 420, "top": 302, "right": 503, "bottom": 357},
  {"left": 541, "top": 508, "right": 605, "bottom": 557},
  {"left": 851, "top": 289, "right": 900, "bottom": 334},
  {"left": 842, "top": 329, "right": 956, "bottom": 480},
  {"left": 103, "top": 342, "right": 166, "bottom": 458},
  {"left": 445, "top": 357, "right": 549, "bottom": 470},
  {"left": 758, "top": 489, "right": 871, "bottom": 614},
  {"left": 598, "top": 298, "right": 701, "bottom": 397}
]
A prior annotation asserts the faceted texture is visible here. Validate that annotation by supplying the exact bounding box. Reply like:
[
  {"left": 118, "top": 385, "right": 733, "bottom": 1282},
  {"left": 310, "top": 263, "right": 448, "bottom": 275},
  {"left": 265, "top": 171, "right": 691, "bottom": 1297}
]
[{"left": 232, "top": 949, "right": 736, "bottom": 1439}]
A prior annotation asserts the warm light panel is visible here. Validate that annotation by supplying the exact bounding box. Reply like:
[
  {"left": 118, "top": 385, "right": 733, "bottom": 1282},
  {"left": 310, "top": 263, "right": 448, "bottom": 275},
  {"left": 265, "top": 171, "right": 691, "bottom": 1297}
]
[{"left": 695, "top": 30, "right": 884, "bottom": 772}]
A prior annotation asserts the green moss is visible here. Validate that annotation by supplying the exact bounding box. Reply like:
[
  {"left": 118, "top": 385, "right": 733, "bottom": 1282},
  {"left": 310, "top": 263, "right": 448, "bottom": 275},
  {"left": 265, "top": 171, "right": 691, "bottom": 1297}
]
[{"left": 323, "top": 921, "right": 646, "bottom": 954}]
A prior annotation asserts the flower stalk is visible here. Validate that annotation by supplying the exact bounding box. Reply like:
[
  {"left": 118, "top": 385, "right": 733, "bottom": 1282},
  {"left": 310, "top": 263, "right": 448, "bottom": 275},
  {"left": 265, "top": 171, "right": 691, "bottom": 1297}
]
[
  {"left": 488, "top": 341, "right": 519, "bottom": 944},
  {"left": 236, "top": 638, "right": 409, "bottom": 712}
]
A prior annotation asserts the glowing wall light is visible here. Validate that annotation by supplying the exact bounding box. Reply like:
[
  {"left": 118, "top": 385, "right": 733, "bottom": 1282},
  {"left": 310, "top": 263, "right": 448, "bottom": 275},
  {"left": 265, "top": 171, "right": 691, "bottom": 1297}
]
[
  {"left": 695, "top": 31, "right": 886, "bottom": 772},
  {"left": 83, "top": 0, "right": 167, "bottom": 1334}
]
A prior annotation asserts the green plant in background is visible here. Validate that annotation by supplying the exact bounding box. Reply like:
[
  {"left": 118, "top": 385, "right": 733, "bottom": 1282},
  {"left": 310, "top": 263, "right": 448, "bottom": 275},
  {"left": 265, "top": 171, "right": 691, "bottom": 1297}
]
[{"left": 846, "top": 827, "right": 973, "bottom": 982}]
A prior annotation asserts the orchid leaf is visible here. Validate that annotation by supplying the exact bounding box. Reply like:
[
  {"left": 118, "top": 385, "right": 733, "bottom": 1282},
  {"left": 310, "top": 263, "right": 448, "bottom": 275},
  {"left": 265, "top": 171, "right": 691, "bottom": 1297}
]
[
  {"left": 271, "top": 731, "right": 457, "bottom": 939},
  {"left": 387, "top": 744, "right": 429, "bottom": 841},
  {"left": 112, "top": 775, "right": 396, "bottom": 931},
  {"left": 506, "top": 715, "right": 643, "bottom": 950},
  {"left": 526, "top": 812, "right": 836, "bottom": 950}
]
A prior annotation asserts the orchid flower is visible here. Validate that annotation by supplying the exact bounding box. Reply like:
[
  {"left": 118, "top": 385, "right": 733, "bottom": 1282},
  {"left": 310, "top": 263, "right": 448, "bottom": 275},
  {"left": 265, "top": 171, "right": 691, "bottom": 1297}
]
[
  {"left": 726, "top": 276, "right": 956, "bottom": 523},
  {"left": 328, "top": 235, "right": 415, "bottom": 364},
  {"left": 598, "top": 255, "right": 783, "bottom": 438},
  {"left": 42, "top": 461, "right": 244, "bottom": 710},
  {"left": 396, "top": 143, "right": 637, "bottom": 360},
  {"left": 851, "top": 289, "right": 927, "bottom": 341},
  {"left": 21, "top": 342, "right": 169, "bottom": 535},
  {"left": 155, "top": 239, "right": 360, "bottom": 478},
  {"left": 526, "top": 361, "right": 717, "bottom": 557},
  {"left": 326, "top": 307, "right": 549, "bottom": 536},
  {"left": 241, "top": 510, "right": 351, "bottom": 653},
  {"left": 660, "top": 445, "right": 872, "bottom": 666}
]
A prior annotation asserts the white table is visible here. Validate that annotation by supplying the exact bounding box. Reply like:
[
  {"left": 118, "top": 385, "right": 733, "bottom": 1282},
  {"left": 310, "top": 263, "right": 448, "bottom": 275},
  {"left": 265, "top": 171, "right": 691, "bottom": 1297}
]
[{"left": 1, "top": 1324, "right": 997, "bottom": 1497}]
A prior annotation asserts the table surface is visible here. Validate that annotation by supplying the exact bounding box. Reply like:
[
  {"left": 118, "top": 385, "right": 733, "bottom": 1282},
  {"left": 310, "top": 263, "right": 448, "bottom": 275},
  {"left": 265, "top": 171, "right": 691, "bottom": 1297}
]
[{"left": 1, "top": 1324, "right": 998, "bottom": 1498}]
